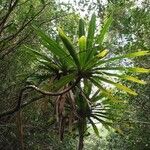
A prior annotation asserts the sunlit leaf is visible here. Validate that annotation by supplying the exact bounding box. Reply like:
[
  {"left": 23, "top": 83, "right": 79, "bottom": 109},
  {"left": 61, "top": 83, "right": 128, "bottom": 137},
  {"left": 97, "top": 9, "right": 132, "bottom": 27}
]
[
  {"left": 115, "top": 83, "right": 137, "bottom": 95},
  {"left": 94, "top": 76, "right": 137, "bottom": 95},
  {"left": 102, "top": 72, "right": 146, "bottom": 84},
  {"left": 79, "top": 36, "right": 86, "bottom": 52},
  {"left": 98, "top": 51, "right": 149, "bottom": 65},
  {"left": 128, "top": 67, "right": 150, "bottom": 73},
  {"left": 125, "top": 50, "right": 150, "bottom": 57},
  {"left": 94, "top": 67, "right": 150, "bottom": 73},
  {"left": 121, "top": 75, "right": 146, "bottom": 84},
  {"left": 97, "top": 49, "right": 109, "bottom": 58},
  {"left": 79, "top": 36, "right": 86, "bottom": 65}
]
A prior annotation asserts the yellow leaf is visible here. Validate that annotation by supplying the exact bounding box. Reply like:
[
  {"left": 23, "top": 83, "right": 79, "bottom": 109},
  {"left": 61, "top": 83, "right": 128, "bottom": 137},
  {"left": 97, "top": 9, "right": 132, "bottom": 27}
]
[
  {"left": 125, "top": 50, "right": 150, "bottom": 58},
  {"left": 79, "top": 36, "right": 86, "bottom": 52},
  {"left": 115, "top": 83, "right": 138, "bottom": 95},
  {"left": 121, "top": 75, "right": 146, "bottom": 84},
  {"left": 97, "top": 49, "right": 109, "bottom": 58},
  {"left": 128, "top": 67, "right": 150, "bottom": 73}
]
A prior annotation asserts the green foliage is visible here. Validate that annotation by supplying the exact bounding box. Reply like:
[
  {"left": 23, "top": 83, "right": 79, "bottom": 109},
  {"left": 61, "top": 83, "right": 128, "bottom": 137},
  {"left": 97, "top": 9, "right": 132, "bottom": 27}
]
[
  {"left": 25, "top": 11, "right": 149, "bottom": 150},
  {"left": 1, "top": 0, "right": 149, "bottom": 150},
  {"left": 98, "top": 15, "right": 113, "bottom": 45}
]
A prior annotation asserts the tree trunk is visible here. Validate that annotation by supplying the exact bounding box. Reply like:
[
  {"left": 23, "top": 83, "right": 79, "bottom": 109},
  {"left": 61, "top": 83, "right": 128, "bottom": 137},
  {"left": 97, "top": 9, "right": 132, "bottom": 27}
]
[
  {"left": 77, "top": 117, "right": 85, "bottom": 150},
  {"left": 16, "top": 111, "right": 24, "bottom": 150},
  {"left": 78, "top": 133, "right": 84, "bottom": 150}
]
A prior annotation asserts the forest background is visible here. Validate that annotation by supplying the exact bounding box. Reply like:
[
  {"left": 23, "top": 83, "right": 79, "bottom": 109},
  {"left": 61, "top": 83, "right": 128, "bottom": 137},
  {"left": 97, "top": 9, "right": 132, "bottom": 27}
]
[{"left": 0, "top": 0, "right": 149, "bottom": 150}]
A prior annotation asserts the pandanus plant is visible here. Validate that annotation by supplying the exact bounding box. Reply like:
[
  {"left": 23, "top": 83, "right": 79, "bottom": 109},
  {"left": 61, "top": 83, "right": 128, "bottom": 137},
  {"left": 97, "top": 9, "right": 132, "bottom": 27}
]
[
  {"left": 19, "top": 14, "right": 150, "bottom": 149},
  {"left": 23, "top": 14, "right": 150, "bottom": 149},
  {"left": 24, "top": 14, "right": 150, "bottom": 149}
]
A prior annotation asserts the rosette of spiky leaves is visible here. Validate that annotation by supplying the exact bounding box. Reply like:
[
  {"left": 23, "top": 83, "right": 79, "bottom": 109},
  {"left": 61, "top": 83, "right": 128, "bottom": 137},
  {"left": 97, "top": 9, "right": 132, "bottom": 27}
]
[
  {"left": 25, "top": 14, "right": 149, "bottom": 150},
  {"left": 75, "top": 81, "right": 125, "bottom": 139},
  {"left": 26, "top": 14, "right": 149, "bottom": 94}
]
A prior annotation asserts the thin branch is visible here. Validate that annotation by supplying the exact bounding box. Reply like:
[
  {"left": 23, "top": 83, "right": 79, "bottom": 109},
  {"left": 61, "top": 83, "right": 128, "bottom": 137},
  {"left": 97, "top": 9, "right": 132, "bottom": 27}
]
[
  {"left": 0, "top": 32, "right": 31, "bottom": 59},
  {"left": 0, "top": 2, "right": 53, "bottom": 58},
  {"left": 1, "top": 2, "right": 50, "bottom": 43},
  {"left": 1, "top": 22, "right": 13, "bottom": 31},
  {"left": 0, "top": 78, "right": 80, "bottom": 118},
  {"left": 0, "top": 0, "right": 19, "bottom": 34}
]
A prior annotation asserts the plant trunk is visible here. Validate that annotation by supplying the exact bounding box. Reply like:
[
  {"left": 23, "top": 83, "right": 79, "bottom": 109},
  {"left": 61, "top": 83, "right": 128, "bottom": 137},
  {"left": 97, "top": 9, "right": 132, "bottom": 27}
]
[
  {"left": 78, "top": 133, "right": 84, "bottom": 150},
  {"left": 77, "top": 117, "right": 85, "bottom": 150},
  {"left": 16, "top": 110, "right": 24, "bottom": 150}
]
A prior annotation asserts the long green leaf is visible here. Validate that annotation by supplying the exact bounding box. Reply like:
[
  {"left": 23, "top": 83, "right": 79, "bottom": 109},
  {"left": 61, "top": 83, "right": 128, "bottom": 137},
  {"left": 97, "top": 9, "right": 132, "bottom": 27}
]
[
  {"left": 93, "top": 67, "right": 150, "bottom": 73},
  {"left": 33, "top": 26, "right": 73, "bottom": 65},
  {"left": 92, "top": 95, "right": 105, "bottom": 102},
  {"left": 79, "top": 36, "right": 86, "bottom": 66},
  {"left": 88, "top": 117, "right": 100, "bottom": 137},
  {"left": 89, "top": 78, "right": 117, "bottom": 100},
  {"left": 102, "top": 72, "right": 146, "bottom": 84},
  {"left": 91, "top": 115, "right": 112, "bottom": 130},
  {"left": 79, "top": 19, "right": 85, "bottom": 38},
  {"left": 93, "top": 113, "right": 114, "bottom": 120},
  {"left": 89, "top": 77, "right": 132, "bottom": 104},
  {"left": 115, "top": 83, "right": 137, "bottom": 95},
  {"left": 83, "top": 79, "right": 92, "bottom": 97},
  {"left": 52, "top": 73, "right": 76, "bottom": 91},
  {"left": 85, "top": 14, "right": 96, "bottom": 63},
  {"left": 121, "top": 75, "right": 146, "bottom": 84},
  {"left": 128, "top": 67, "right": 150, "bottom": 73},
  {"left": 79, "top": 36, "right": 86, "bottom": 52},
  {"left": 97, "top": 51, "right": 149, "bottom": 65},
  {"left": 86, "top": 14, "right": 96, "bottom": 49},
  {"left": 94, "top": 76, "right": 137, "bottom": 95},
  {"left": 58, "top": 28, "right": 80, "bottom": 68},
  {"left": 25, "top": 46, "right": 52, "bottom": 62},
  {"left": 37, "top": 60, "right": 59, "bottom": 72},
  {"left": 98, "top": 15, "right": 113, "bottom": 45}
]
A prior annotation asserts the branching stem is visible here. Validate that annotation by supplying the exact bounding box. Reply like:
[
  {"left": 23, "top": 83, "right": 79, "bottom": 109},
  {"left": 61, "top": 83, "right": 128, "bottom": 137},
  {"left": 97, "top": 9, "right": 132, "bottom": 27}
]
[{"left": 0, "top": 78, "right": 80, "bottom": 118}]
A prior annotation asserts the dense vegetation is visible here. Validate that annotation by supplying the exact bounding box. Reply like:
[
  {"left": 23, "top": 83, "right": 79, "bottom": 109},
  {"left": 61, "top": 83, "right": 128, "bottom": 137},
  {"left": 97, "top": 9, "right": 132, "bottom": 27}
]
[{"left": 0, "top": 0, "right": 149, "bottom": 150}]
